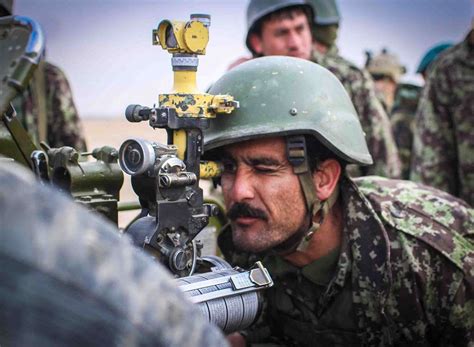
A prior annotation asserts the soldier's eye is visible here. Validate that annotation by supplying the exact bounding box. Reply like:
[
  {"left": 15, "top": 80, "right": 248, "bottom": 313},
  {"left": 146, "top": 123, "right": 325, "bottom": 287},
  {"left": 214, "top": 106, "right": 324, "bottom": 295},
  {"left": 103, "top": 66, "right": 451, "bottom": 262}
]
[
  {"left": 254, "top": 166, "right": 276, "bottom": 174},
  {"left": 274, "top": 29, "right": 287, "bottom": 37}
]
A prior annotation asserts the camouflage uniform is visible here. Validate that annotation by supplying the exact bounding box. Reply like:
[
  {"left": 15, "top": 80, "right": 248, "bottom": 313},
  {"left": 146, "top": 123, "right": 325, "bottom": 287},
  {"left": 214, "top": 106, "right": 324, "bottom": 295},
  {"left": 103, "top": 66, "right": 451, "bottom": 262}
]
[
  {"left": 219, "top": 176, "right": 474, "bottom": 346},
  {"left": 390, "top": 83, "right": 422, "bottom": 179},
  {"left": 11, "top": 61, "right": 87, "bottom": 151},
  {"left": 312, "top": 48, "right": 402, "bottom": 179},
  {"left": 411, "top": 31, "right": 474, "bottom": 206},
  {"left": 0, "top": 162, "right": 226, "bottom": 346}
]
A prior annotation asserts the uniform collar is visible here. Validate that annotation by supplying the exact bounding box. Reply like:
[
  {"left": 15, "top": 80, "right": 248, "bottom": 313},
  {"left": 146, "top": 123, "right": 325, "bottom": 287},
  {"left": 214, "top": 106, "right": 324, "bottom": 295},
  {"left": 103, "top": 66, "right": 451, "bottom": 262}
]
[
  {"left": 301, "top": 246, "right": 341, "bottom": 285},
  {"left": 263, "top": 245, "right": 341, "bottom": 287},
  {"left": 325, "top": 44, "right": 340, "bottom": 58},
  {"left": 311, "top": 45, "right": 340, "bottom": 64},
  {"left": 311, "top": 48, "right": 325, "bottom": 64}
]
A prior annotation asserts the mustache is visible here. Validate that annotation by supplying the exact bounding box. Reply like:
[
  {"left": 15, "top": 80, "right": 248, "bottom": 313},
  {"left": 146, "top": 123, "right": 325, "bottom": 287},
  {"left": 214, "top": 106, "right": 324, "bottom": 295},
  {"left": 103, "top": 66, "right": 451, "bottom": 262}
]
[{"left": 227, "top": 202, "right": 268, "bottom": 221}]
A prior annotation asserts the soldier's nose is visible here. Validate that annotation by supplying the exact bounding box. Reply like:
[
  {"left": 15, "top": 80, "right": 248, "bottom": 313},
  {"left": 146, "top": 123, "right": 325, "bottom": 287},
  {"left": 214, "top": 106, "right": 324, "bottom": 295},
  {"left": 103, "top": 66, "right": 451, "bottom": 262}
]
[{"left": 230, "top": 169, "right": 255, "bottom": 202}]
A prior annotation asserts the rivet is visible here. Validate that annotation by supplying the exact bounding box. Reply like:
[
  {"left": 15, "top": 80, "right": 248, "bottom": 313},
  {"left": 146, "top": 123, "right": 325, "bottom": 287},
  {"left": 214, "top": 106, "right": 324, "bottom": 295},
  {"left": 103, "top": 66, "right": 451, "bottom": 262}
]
[{"left": 289, "top": 108, "right": 298, "bottom": 116}]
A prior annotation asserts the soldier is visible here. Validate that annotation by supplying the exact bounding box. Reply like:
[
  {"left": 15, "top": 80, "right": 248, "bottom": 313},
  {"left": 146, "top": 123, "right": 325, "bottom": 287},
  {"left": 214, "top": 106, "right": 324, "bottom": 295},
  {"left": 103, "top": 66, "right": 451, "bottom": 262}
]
[
  {"left": 308, "top": 0, "right": 340, "bottom": 58},
  {"left": 366, "top": 49, "right": 406, "bottom": 113},
  {"left": 203, "top": 56, "right": 473, "bottom": 346},
  {"left": 1, "top": 0, "right": 87, "bottom": 151},
  {"left": 411, "top": 28, "right": 474, "bottom": 206},
  {"left": 389, "top": 83, "right": 422, "bottom": 179},
  {"left": 416, "top": 42, "right": 454, "bottom": 81},
  {"left": 366, "top": 49, "right": 420, "bottom": 179},
  {"left": 245, "top": 0, "right": 400, "bottom": 178},
  {"left": 307, "top": 0, "right": 401, "bottom": 178}
]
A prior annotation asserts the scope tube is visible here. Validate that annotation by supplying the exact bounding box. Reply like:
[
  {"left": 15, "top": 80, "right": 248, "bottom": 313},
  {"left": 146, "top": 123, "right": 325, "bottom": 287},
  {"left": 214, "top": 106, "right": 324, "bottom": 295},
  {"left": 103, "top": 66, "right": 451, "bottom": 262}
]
[{"left": 176, "top": 259, "right": 273, "bottom": 334}]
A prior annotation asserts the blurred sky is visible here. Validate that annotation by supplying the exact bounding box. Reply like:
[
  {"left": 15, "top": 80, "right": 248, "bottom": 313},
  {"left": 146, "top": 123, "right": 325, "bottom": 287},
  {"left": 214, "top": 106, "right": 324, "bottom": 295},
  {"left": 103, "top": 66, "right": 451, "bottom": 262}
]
[{"left": 15, "top": 0, "right": 474, "bottom": 118}]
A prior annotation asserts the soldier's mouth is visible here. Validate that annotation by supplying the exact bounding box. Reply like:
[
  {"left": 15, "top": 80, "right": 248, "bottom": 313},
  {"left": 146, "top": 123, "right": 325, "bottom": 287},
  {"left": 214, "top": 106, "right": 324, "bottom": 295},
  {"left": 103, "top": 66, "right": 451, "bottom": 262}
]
[{"left": 234, "top": 216, "right": 262, "bottom": 227}]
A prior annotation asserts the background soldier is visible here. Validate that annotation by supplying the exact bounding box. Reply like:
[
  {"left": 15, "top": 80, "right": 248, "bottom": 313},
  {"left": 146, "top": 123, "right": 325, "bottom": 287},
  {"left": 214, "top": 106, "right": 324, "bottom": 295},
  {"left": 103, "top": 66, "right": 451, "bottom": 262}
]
[
  {"left": 229, "top": 0, "right": 402, "bottom": 178},
  {"left": 366, "top": 49, "right": 420, "bottom": 179},
  {"left": 204, "top": 56, "right": 474, "bottom": 347},
  {"left": 366, "top": 49, "right": 406, "bottom": 113},
  {"left": 308, "top": 0, "right": 340, "bottom": 58},
  {"left": 233, "top": 0, "right": 401, "bottom": 178},
  {"left": 1, "top": 0, "right": 87, "bottom": 151},
  {"left": 411, "top": 27, "right": 474, "bottom": 206},
  {"left": 304, "top": 0, "right": 401, "bottom": 178}
]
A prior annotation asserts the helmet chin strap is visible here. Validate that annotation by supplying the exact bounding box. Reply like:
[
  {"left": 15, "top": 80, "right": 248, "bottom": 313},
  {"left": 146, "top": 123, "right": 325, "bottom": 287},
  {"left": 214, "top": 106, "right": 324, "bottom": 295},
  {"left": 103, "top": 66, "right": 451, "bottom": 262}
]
[{"left": 282, "top": 135, "right": 339, "bottom": 253}]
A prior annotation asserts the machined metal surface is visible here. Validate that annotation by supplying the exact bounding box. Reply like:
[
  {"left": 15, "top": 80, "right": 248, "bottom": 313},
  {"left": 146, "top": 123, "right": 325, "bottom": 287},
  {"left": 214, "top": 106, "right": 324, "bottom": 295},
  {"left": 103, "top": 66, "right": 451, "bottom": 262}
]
[{"left": 176, "top": 260, "right": 273, "bottom": 333}]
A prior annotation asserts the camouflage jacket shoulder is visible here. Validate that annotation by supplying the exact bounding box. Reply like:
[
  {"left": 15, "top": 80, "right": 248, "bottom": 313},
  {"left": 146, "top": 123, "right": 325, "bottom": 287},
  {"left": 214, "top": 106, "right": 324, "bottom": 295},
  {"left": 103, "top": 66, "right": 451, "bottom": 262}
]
[
  {"left": 218, "top": 176, "right": 474, "bottom": 345},
  {"left": 311, "top": 50, "right": 401, "bottom": 179},
  {"left": 311, "top": 48, "right": 368, "bottom": 93},
  {"left": 354, "top": 176, "right": 473, "bottom": 259},
  {"left": 347, "top": 176, "right": 473, "bottom": 345}
]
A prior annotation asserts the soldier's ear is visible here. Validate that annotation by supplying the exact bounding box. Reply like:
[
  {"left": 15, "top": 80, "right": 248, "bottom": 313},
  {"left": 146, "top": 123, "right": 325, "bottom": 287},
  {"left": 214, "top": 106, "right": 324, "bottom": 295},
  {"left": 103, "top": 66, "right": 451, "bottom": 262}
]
[
  {"left": 249, "top": 33, "right": 263, "bottom": 55},
  {"left": 312, "top": 159, "right": 341, "bottom": 201}
]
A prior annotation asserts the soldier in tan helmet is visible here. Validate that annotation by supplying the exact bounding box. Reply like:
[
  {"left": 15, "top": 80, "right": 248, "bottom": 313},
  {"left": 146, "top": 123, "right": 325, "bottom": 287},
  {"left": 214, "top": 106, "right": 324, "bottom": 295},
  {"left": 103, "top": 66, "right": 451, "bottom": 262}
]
[
  {"left": 366, "top": 49, "right": 422, "bottom": 179},
  {"left": 366, "top": 49, "right": 407, "bottom": 113}
]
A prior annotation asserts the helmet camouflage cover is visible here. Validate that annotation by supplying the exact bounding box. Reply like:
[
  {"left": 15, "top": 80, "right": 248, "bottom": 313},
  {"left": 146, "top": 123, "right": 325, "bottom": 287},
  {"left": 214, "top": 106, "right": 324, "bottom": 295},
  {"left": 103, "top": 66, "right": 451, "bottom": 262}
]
[
  {"left": 204, "top": 56, "right": 372, "bottom": 166},
  {"left": 367, "top": 49, "right": 406, "bottom": 83}
]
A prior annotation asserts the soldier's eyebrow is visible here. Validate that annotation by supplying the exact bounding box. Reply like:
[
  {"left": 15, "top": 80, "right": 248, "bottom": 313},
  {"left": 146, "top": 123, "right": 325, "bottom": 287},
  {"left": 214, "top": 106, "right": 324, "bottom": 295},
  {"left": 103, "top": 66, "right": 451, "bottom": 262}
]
[
  {"left": 295, "top": 23, "right": 306, "bottom": 31},
  {"left": 243, "top": 156, "right": 282, "bottom": 167}
]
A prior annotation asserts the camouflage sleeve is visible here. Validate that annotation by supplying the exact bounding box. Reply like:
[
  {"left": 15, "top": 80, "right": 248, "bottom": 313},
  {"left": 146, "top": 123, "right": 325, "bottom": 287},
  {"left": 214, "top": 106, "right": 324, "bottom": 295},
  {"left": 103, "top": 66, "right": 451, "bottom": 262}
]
[
  {"left": 443, "top": 269, "right": 474, "bottom": 345},
  {"left": 45, "top": 62, "right": 88, "bottom": 151},
  {"left": 390, "top": 109, "right": 415, "bottom": 180},
  {"left": 0, "top": 162, "right": 227, "bottom": 346},
  {"left": 344, "top": 68, "right": 401, "bottom": 178},
  {"left": 410, "top": 65, "right": 457, "bottom": 195}
]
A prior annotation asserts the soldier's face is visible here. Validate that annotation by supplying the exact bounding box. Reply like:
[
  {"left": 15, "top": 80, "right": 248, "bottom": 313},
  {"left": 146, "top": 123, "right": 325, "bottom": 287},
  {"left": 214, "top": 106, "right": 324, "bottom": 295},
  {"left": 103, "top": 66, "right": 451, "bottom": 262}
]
[
  {"left": 373, "top": 78, "right": 397, "bottom": 105},
  {"left": 249, "top": 12, "right": 312, "bottom": 60},
  {"left": 220, "top": 137, "right": 308, "bottom": 253}
]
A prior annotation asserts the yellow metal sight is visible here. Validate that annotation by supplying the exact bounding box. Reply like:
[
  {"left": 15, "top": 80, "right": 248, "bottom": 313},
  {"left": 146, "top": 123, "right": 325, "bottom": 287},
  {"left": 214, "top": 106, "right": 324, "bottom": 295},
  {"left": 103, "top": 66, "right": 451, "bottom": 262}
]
[
  {"left": 123, "top": 14, "right": 238, "bottom": 180},
  {"left": 153, "top": 14, "right": 210, "bottom": 55}
]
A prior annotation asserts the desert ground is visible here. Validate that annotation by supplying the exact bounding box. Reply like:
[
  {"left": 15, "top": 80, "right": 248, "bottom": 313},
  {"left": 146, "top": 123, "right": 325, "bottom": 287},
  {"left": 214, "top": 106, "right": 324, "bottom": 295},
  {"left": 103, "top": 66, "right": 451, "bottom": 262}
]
[{"left": 83, "top": 118, "right": 165, "bottom": 228}]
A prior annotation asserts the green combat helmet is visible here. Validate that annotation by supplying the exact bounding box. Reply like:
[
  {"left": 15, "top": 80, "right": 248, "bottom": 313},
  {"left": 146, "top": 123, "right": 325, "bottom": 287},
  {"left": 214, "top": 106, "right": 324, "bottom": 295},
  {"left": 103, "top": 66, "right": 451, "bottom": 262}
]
[
  {"left": 204, "top": 56, "right": 372, "bottom": 251},
  {"left": 309, "top": 0, "right": 340, "bottom": 25},
  {"left": 367, "top": 49, "right": 406, "bottom": 83},
  {"left": 307, "top": 0, "right": 340, "bottom": 47},
  {"left": 245, "top": 0, "right": 313, "bottom": 54}
]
